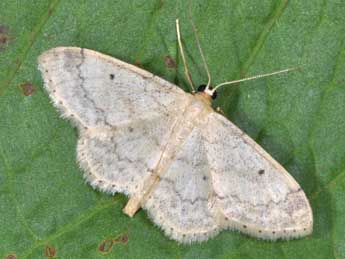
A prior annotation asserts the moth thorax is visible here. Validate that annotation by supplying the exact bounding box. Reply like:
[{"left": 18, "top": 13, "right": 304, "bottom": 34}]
[{"left": 197, "top": 85, "right": 217, "bottom": 100}]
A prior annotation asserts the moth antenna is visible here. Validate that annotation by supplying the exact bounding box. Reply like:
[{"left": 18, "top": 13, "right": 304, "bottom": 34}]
[
  {"left": 187, "top": 7, "right": 212, "bottom": 92},
  {"left": 176, "top": 19, "right": 195, "bottom": 93},
  {"left": 210, "top": 67, "right": 298, "bottom": 94}
]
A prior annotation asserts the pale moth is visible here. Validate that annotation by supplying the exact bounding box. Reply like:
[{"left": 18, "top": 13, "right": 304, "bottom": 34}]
[{"left": 38, "top": 19, "right": 313, "bottom": 244}]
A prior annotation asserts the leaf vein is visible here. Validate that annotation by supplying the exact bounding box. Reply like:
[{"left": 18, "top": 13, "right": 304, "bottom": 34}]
[
  {"left": 0, "top": 0, "right": 61, "bottom": 95},
  {"left": 21, "top": 198, "right": 119, "bottom": 258},
  {"left": 240, "top": 0, "right": 289, "bottom": 76},
  {"left": 0, "top": 145, "right": 40, "bottom": 241}
]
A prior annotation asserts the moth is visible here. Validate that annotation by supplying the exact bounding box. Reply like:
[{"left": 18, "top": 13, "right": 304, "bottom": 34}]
[{"left": 38, "top": 20, "right": 312, "bottom": 244}]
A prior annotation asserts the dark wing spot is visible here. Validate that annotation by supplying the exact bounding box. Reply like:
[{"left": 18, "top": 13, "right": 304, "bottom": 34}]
[
  {"left": 258, "top": 169, "right": 265, "bottom": 175},
  {"left": 110, "top": 74, "right": 115, "bottom": 80}
]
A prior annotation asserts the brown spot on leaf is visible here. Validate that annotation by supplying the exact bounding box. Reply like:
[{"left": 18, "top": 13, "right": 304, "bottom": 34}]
[
  {"left": 20, "top": 82, "right": 35, "bottom": 96},
  {"left": 44, "top": 245, "right": 57, "bottom": 258},
  {"left": 0, "top": 33, "right": 10, "bottom": 45},
  {"left": 158, "top": 0, "right": 164, "bottom": 9},
  {"left": 0, "top": 25, "right": 8, "bottom": 34},
  {"left": 0, "top": 25, "right": 10, "bottom": 51},
  {"left": 164, "top": 55, "right": 176, "bottom": 69},
  {"left": 98, "top": 238, "right": 114, "bottom": 254},
  {"left": 114, "top": 233, "right": 129, "bottom": 244},
  {"left": 133, "top": 60, "right": 143, "bottom": 68},
  {"left": 98, "top": 233, "right": 129, "bottom": 254},
  {"left": 6, "top": 254, "right": 17, "bottom": 259}
]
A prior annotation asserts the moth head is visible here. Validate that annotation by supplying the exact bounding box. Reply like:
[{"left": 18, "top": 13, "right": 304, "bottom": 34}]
[{"left": 197, "top": 84, "right": 217, "bottom": 100}]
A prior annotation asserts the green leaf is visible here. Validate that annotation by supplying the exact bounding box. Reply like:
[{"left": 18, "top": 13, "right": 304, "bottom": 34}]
[{"left": 1, "top": 0, "right": 344, "bottom": 258}]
